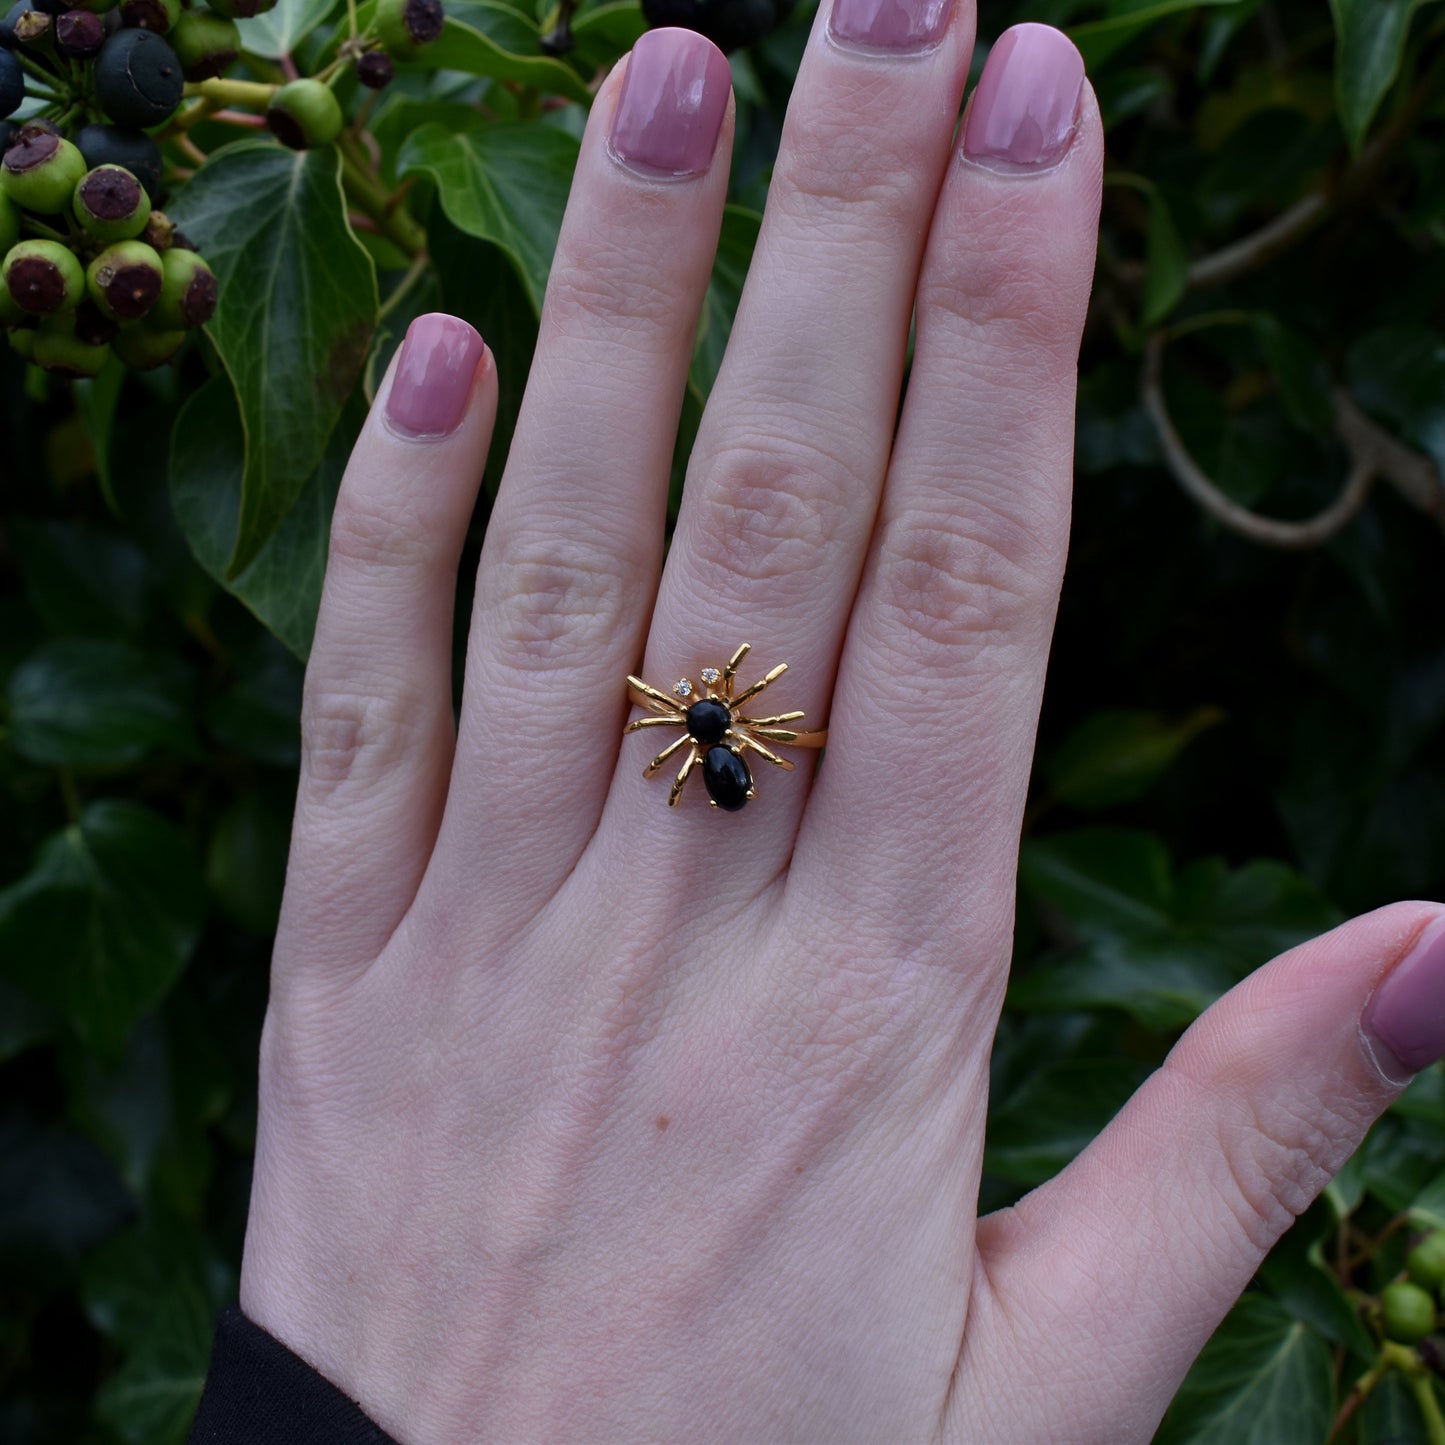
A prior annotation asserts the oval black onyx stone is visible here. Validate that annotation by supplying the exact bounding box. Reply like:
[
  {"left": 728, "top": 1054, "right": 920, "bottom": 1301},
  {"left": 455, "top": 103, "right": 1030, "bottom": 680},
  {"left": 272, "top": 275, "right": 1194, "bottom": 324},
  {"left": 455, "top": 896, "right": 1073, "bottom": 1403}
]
[
  {"left": 703, "top": 746, "right": 752, "bottom": 811},
  {"left": 686, "top": 697, "right": 732, "bottom": 746}
]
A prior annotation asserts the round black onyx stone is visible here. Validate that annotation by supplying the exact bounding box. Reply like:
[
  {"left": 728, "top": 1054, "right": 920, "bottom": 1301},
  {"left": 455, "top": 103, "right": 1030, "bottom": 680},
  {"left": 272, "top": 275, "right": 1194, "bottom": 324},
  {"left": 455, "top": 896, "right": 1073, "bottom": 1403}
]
[
  {"left": 703, "top": 746, "right": 752, "bottom": 812},
  {"left": 685, "top": 697, "right": 732, "bottom": 746}
]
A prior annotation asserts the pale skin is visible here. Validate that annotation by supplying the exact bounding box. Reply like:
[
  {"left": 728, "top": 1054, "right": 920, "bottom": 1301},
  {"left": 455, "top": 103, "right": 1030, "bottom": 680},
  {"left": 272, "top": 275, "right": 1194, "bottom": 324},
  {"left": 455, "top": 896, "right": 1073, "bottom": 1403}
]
[{"left": 241, "top": 9, "right": 1443, "bottom": 1443}]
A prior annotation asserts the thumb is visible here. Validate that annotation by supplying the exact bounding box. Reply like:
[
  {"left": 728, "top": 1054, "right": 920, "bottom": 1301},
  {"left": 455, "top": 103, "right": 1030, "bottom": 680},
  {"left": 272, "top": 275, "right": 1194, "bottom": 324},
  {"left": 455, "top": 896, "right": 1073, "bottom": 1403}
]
[{"left": 965, "top": 901, "right": 1445, "bottom": 1443}]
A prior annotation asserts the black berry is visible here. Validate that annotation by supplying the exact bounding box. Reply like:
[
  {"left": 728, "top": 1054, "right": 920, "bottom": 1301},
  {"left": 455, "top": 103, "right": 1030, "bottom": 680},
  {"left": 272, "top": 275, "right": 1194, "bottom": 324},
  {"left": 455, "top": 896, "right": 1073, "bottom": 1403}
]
[
  {"left": 94, "top": 28, "right": 184, "bottom": 129},
  {"left": 355, "top": 49, "right": 393, "bottom": 89},
  {"left": 0, "top": 45, "right": 20, "bottom": 116}
]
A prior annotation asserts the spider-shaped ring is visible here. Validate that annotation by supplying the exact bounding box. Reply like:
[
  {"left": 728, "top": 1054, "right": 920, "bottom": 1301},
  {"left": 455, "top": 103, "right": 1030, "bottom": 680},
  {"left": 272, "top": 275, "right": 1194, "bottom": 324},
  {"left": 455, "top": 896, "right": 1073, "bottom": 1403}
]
[{"left": 625, "top": 642, "right": 828, "bottom": 811}]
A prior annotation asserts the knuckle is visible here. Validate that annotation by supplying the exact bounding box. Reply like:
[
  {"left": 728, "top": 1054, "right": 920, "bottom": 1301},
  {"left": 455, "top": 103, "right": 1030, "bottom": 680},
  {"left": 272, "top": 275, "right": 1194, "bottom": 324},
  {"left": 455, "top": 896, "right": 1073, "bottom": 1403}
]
[
  {"left": 865, "top": 501, "right": 1059, "bottom": 668},
  {"left": 300, "top": 677, "right": 431, "bottom": 802},
  {"left": 543, "top": 228, "right": 679, "bottom": 339},
  {"left": 328, "top": 487, "right": 438, "bottom": 573},
  {"left": 1209, "top": 1087, "right": 1359, "bottom": 1254},
  {"left": 685, "top": 436, "right": 860, "bottom": 602},
  {"left": 774, "top": 90, "right": 931, "bottom": 220},
  {"left": 482, "top": 528, "right": 647, "bottom": 674}
]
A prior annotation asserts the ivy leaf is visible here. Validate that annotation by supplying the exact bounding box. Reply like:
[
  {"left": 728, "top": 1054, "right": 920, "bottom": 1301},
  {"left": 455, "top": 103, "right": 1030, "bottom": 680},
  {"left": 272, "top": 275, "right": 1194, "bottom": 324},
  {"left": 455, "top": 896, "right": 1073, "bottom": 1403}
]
[
  {"left": 1069, "top": 0, "right": 1244, "bottom": 71},
  {"left": 6, "top": 638, "right": 199, "bottom": 769},
  {"left": 423, "top": 1, "right": 593, "bottom": 101},
  {"left": 1045, "top": 706, "right": 1223, "bottom": 809},
  {"left": 166, "top": 141, "right": 377, "bottom": 577},
  {"left": 84, "top": 1216, "right": 231, "bottom": 1445},
  {"left": 170, "top": 377, "right": 363, "bottom": 659},
  {"left": 1327, "top": 0, "right": 1442, "bottom": 152},
  {"left": 400, "top": 119, "right": 577, "bottom": 312},
  {"left": 984, "top": 1055, "right": 1148, "bottom": 1186},
  {"left": 236, "top": 0, "right": 341, "bottom": 58},
  {"left": 1154, "top": 1294, "right": 1334, "bottom": 1444},
  {"left": 0, "top": 802, "right": 206, "bottom": 1056},
  {"left": 569, "top": 0, "right": 646, "bottom": 69}
]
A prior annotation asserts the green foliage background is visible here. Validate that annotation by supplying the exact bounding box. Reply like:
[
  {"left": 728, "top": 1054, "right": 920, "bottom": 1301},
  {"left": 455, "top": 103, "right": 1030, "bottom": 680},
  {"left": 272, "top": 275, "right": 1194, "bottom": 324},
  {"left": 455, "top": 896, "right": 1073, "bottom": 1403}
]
[{"left": 3, "top": 0, "right": 1444, "bottom": 1438}]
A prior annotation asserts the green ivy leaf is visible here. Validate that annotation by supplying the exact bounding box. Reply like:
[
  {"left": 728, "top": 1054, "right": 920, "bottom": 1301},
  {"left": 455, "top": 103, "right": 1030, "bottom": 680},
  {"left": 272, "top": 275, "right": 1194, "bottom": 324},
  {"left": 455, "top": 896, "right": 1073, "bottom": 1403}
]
[
  {"left": 166, "top": 141, "right": 377, "bottom": 577},
  {"left": 1327, "top": 0, "right": 1443, "bottom": 152},
  {"left": 984, "top": 1055, "right": 1148, "bottom": 1186},
  {"left": 84, "top": 1216, "right": 231, "bottom": 1445},
  {"left": 401, "top": 119, "right": 578, "bottom": 313},
  {"left": 236, "top": 0, "right": 341, "bottom": 58},
  {"left": 1045, "top": 706, "right": 1222, "bottom": 809},
  {"left": 569, "top": 0, "right": 646, "bottom": 69},
  {"left": 6, "top": 638, "right": 199, "bottom": 769},
  {"left": 170, "top": 377, "right": 363, "bottom": 660},
  {"left": 1154, "top": 1294, "right": 1334, "bottom": 1444},
  {"left": 9, "top": 520, "right": 152, "bottom": 640},
  {"left": 423, "top": 2, "right": 594, "bottom": 101},
  {"left": 1069, "top": 0, "right": 1244, "bottom": 71},
  {"left": 1108, "top": 172, "right": 1189, "bottom": 328},
  {"left": 1014, "top": 832, "right": 1338, "bottom": 1028},
  {"left": 0, "top": 802, "right": 206, "bottom": 1055}
]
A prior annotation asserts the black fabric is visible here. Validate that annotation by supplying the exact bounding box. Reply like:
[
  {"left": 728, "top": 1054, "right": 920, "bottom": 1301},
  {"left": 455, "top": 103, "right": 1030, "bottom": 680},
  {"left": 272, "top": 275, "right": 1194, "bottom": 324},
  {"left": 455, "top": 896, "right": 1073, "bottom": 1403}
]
[{"left": 189, "top": 1307, "right": 401, "bottom": 1445}]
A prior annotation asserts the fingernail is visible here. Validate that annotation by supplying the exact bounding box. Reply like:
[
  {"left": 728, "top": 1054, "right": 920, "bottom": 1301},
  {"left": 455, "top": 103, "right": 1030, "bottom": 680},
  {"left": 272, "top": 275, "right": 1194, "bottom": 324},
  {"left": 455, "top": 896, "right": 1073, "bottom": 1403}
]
[
  {"left": 608, "top": 28, "right": 731, "bottom": 180},
  {"left": 384, "top": 313, "right": 484, "bottom": 439},
  {"left": 828, "top": 0, "right": 951, "bottom": 54},
  {"left": 1363, "top": 915, "right": 1445, "bottom": 1079},
  {"left": 963, "top": 23, "right": 1085, "bottom": 170}
]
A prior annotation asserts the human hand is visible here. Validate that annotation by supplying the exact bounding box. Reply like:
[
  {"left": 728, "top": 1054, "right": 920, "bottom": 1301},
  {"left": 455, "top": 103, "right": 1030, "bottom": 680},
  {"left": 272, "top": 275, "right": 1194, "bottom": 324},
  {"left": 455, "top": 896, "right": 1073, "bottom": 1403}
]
[{"left": 238, "top": 13, "right": 1445, "bottom": 1442}]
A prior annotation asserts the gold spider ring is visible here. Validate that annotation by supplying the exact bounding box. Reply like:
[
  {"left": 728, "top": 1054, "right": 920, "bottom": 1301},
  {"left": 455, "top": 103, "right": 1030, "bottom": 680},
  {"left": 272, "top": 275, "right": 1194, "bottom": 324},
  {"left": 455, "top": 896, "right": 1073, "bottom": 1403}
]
[{"left": 625, "top": 642, "right": 828, "bottom": 812}]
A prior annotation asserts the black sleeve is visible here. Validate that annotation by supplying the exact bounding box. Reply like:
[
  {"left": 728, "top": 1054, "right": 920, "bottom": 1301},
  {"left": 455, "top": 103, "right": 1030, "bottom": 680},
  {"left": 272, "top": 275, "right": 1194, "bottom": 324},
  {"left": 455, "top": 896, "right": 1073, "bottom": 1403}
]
[{"left": 189, "top": 1307, "right": 402, "bottom": 1445}]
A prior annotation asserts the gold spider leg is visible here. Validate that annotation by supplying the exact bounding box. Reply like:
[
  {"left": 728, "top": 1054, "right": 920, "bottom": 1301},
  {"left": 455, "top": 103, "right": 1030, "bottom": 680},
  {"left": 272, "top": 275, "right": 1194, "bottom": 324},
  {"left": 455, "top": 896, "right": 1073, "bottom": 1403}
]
[
  {"left": 735, "top": 733, "right": 794, "bottom": 771},
  {"left": 625, "top": 714, "right": 684, "bottom": 733},
  {"left": 645, "top": 732, "right": 692, "bottom": 778},
  {"left": 748, "top": 725, "right": 804, "bottom": 743},
  {"left": 668, "top": 746, "right": 701, "bottom": 806},
  {"left": 736, "top": 710, "right": 805, "bottom": 727},
  {"left": 731, "top": 662, "right": 788, "bottom": 710},
  {"left": 627, "top": 675, "right": 683, "bottom": 714},
  {"left": 722, "top": 643, "right": 751, "bottom": 700}
]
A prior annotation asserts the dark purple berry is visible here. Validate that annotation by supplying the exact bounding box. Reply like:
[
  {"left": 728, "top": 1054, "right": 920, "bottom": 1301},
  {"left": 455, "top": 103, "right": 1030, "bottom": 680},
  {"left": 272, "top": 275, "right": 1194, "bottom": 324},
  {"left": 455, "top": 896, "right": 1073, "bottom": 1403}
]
[
  {"left": 94, "top": 28, "right": 184, "bottom": 129},
  {"left": 355, "top": 49, "right": 392, "bottom": 88}
]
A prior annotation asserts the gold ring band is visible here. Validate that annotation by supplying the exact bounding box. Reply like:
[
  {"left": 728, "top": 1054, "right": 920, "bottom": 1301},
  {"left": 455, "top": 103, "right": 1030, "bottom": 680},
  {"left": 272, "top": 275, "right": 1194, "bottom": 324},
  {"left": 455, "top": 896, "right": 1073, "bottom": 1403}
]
[{"left": 624, "top": 642, "right": 828, "bottom": 812}]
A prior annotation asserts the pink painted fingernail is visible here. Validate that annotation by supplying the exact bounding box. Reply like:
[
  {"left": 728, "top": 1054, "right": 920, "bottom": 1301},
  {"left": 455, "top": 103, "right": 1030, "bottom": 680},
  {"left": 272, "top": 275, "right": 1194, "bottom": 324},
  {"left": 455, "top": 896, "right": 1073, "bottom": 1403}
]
[
  {"left": 384, "top": 313, "right": 484, "bottom": 439},
  {"left": 608, "top": 28, "right": 731, "bottom": 180},
  {"left": 1363, "top": 915, "right": 1445, "bottom": 1078},
  {"left": 963, "top": 23, "right": 1085, "bottom": 170},
  {"left": 828, "top": 0, "right": 951, "bottom": 53}
]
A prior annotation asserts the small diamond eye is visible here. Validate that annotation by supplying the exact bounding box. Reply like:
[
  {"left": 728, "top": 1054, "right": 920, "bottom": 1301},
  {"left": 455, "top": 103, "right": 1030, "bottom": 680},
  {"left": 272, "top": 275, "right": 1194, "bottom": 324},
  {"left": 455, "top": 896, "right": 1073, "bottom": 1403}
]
[
  {"left": 700, "top": 667, "right": 720, "bottom": 685},
  {"left": 672, "top": 679, "right": 693, "bottom": 698}
]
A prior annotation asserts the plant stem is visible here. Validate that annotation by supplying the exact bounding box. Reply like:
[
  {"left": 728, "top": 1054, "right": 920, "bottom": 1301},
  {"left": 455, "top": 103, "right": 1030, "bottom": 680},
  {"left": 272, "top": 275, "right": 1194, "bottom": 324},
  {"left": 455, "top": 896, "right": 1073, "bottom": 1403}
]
[
  {"left": 22, "top": 217, "right": 70, "bottom": 243},
  {"left": 1412, "top": 1368, "right": 1445, "bottom": 1445},
  {"left": 346, "top": 0, "right": 358, "bottom": 40},
  {"left": 12, "top": 50, "right": 61, "bottom": 88},
  {"left": 184, "top": 77, "right": 277, "bottom": 109},
  {"left": 377, "top": 249, "right": 430, "bottom": 323},
  {"left": 336, "top": 133, "right": 426, "bottom": 257}
]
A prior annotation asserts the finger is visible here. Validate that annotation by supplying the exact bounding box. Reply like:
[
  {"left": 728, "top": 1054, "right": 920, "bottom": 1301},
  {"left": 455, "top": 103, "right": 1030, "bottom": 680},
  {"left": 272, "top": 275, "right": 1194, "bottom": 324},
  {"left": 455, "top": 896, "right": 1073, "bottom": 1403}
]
[
  {"left": 418, "top": 30, "right": 734, "bottom": 931},
  {"left": 793, "top": 26, "right": 1102, "bottom": 949},
  {"left": 956, "top": 903, "right": 1445, "bottom": 1444},
  {"left": 278, "top": 315, "right": 494, "bottom": 981},
  {"left": 602, "top": 0, "right": 977, "bottom": 861}
]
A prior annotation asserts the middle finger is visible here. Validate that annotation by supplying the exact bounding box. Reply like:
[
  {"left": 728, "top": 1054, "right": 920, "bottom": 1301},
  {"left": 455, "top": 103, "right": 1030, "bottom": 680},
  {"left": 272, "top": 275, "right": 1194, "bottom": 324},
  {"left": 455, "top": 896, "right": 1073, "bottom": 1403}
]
[{"left": 603, "top": 0, "right": 977, "bottom": 873}]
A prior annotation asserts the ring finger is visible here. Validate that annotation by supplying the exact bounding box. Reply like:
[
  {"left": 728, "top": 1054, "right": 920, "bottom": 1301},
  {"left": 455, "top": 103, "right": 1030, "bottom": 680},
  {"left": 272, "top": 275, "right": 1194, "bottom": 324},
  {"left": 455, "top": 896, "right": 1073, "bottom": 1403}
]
[{"left": 599, "top": 0, "right": 978, "bottom": 879}]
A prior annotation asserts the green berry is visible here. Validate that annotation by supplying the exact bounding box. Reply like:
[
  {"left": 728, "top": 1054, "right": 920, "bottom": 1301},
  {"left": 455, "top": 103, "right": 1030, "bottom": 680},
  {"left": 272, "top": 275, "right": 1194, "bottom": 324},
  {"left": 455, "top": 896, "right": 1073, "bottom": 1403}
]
[
  {"left": 1382, "top": 1280, "right": 1437, "bottom": 1344},
  {"left": 34, "top": 311, "right": 112, "bottom": 377},
  {"left": 1408, "top": 1231, "right": 1445, "bottom": 1293},
  {"left": 73, "top": 164, "right": 151, "bottom": 243},
  {"left": 168, "top": 9, "right": 238, "bottom": 79},
  {"left": 1, "top": 131, "right": 88, "bottom": 215},
  {"left": 0, "top": 190, "right": 18, "bottom": 252},
  {"left": 266, "top": 78, "right": 343, "bottom": 150},
  {"left": 8, "top": 321, "right": 35, "bottom": 360},
  {"left": 86, "top": 239, "right": 163, "bottom": 320},
  {"left": 4, "top": 239, "right": 85, "bottom": 314},
  {"left": 376, "top": 0, "right": 442, "bottom": 50},
  {"left": 152, "top": 245, "right": 216, "bottom": 328},
  {"left": 112, "top": 322, "right": 184, "bottom": 369}
]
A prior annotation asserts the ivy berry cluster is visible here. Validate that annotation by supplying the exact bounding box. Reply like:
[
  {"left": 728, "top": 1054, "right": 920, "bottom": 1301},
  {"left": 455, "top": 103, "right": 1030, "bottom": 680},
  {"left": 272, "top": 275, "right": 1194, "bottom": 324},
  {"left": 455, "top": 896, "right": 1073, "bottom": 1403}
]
[
  {"left": 0, "top": 0, "right": 226, "bottom": 375},
  {"left": 0, "top": 0, "right": 441, "bottom": 378}
]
